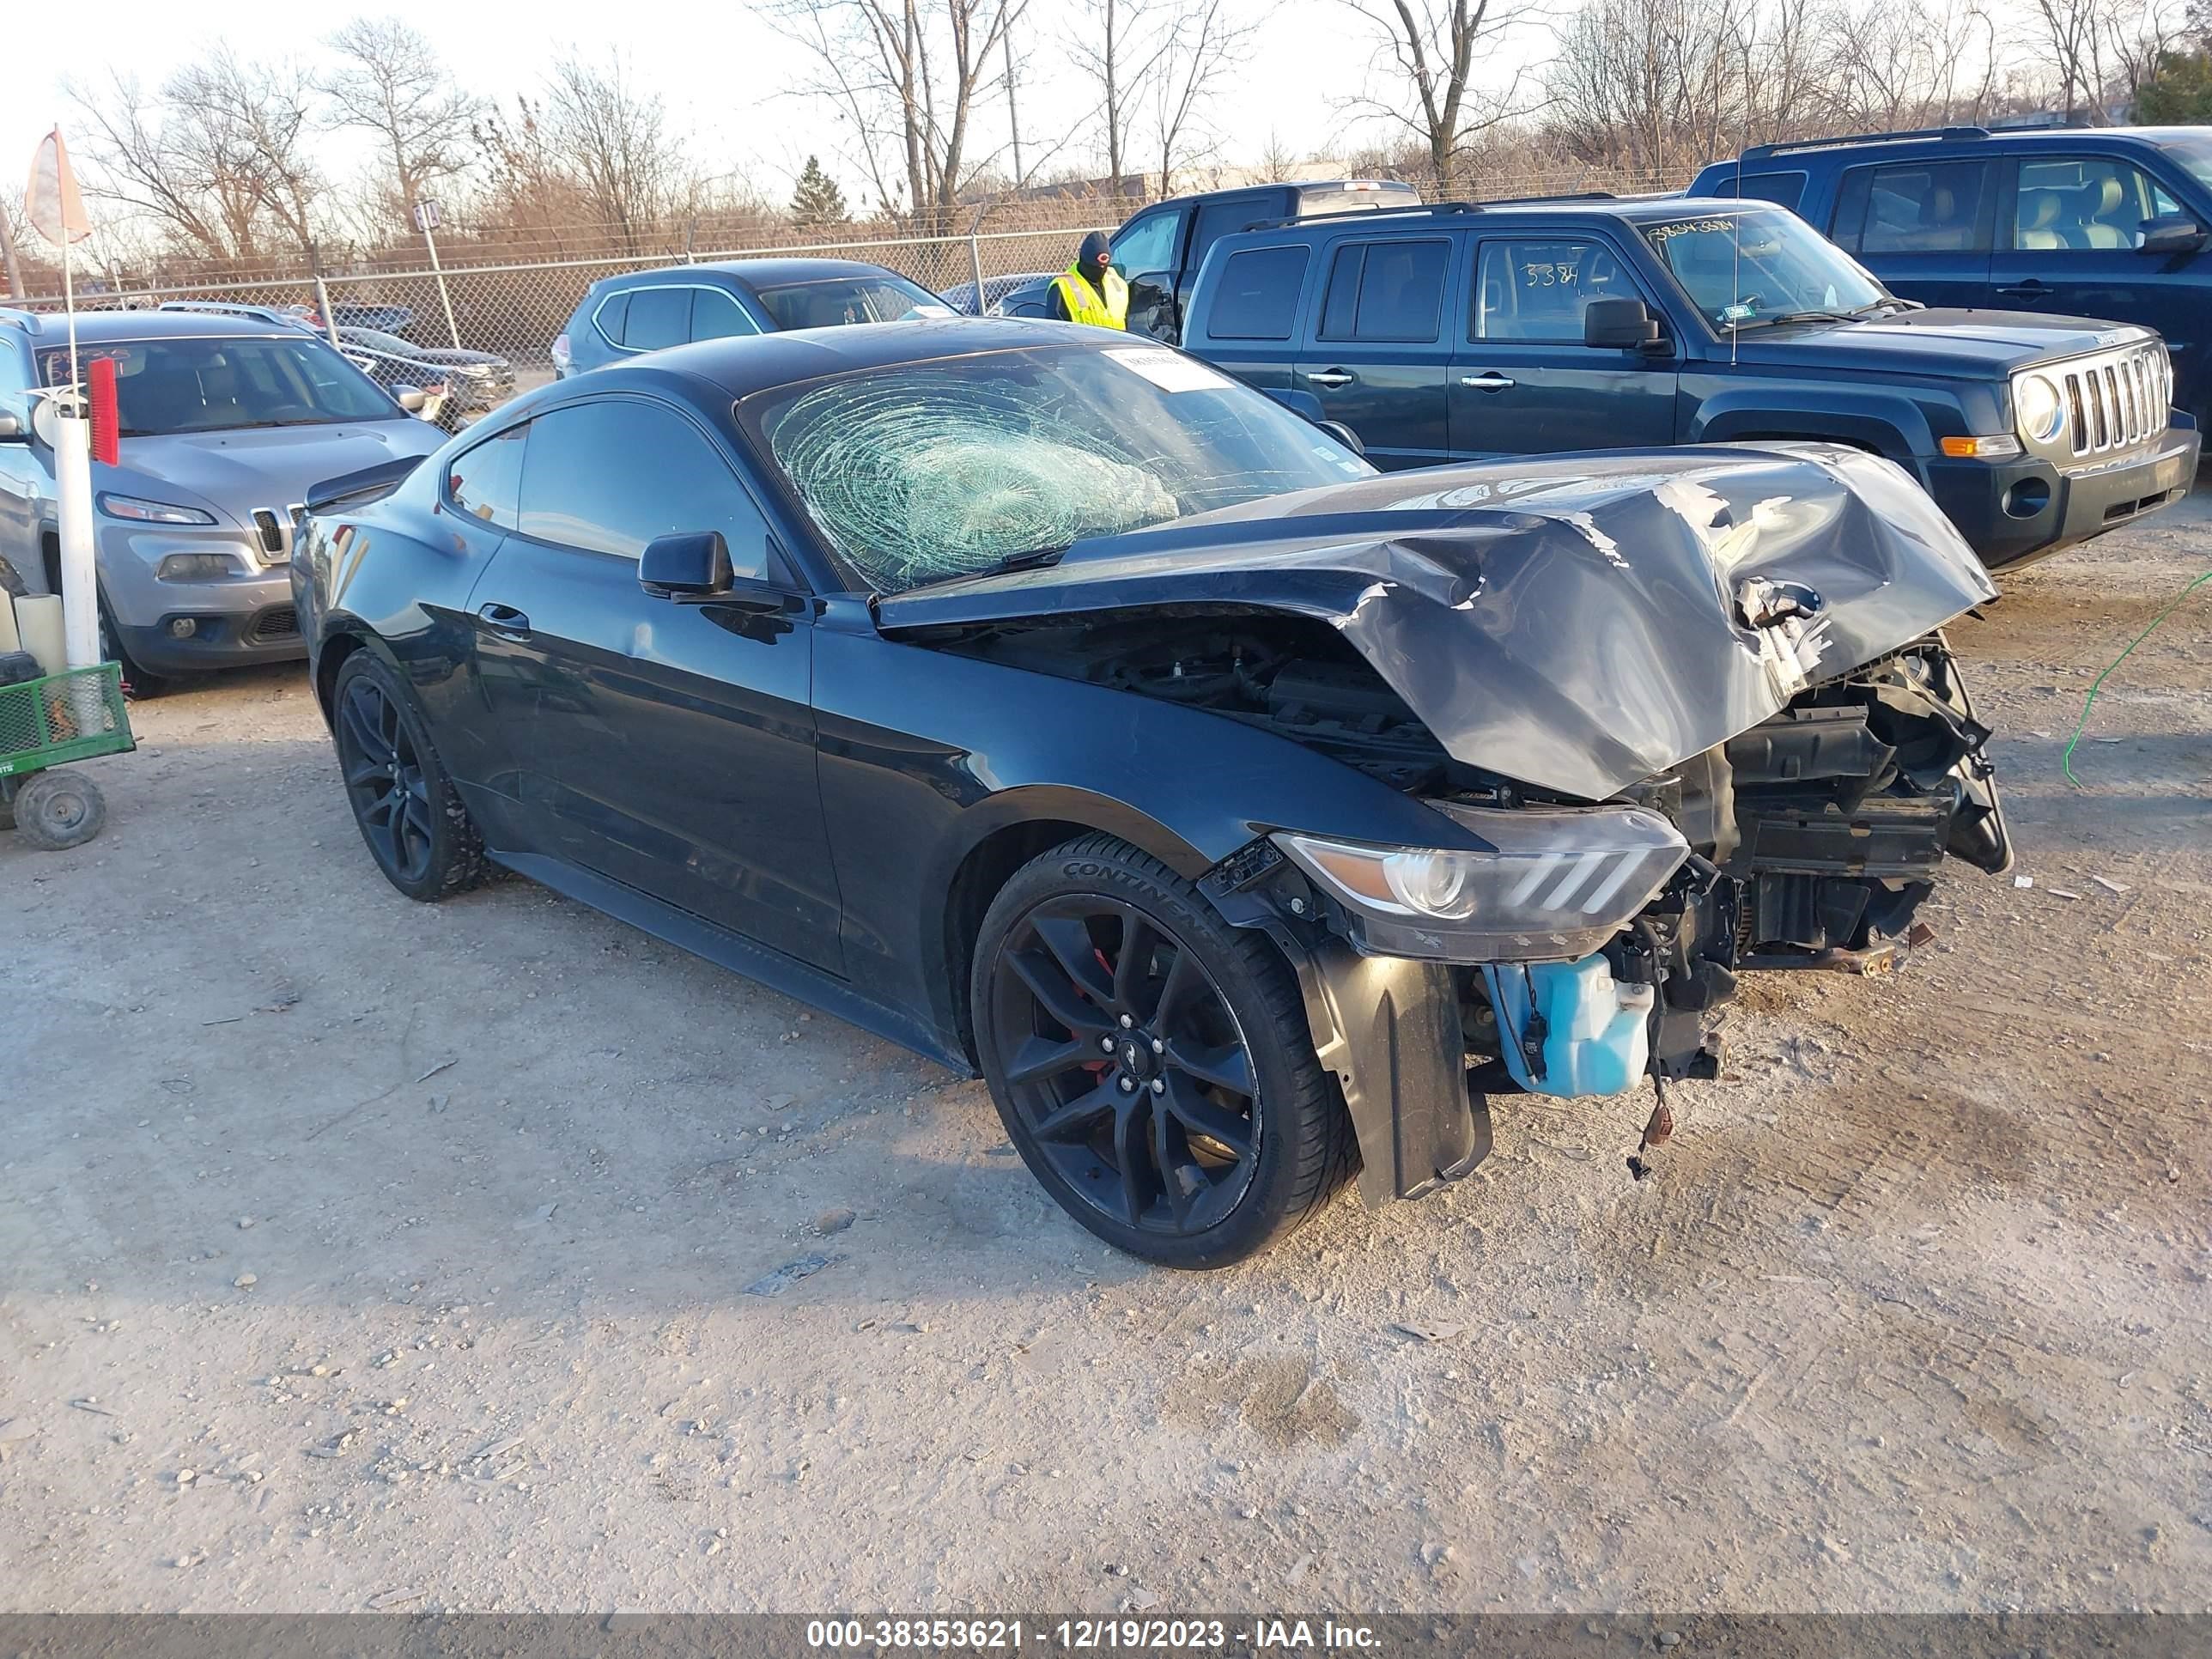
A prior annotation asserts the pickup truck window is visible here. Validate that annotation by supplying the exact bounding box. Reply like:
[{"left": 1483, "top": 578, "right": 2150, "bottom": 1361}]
[
  {"left": 1189, "top": 196, "right": 1279, "bottom": 275},
  {"left": 1316, "top": 239, "right": 1451, "bottom": 343},
  {"left": 1206, "top": 246, "right": 1310, "bottom": 340},
  {"left": 1833, "top": 161, "right": 1990, "bottom": 254},
  {"left": 2011, "top": 157, "right": 2181, "bottom": 250},
  {"left": 1112, "top": 208, "right": 1182, "bottom": 279},
  {"left": 1643, "top": 210, "right": 1887, "bottom": 329},
  {"left": 1474, "top": 240, "right": 1641, "bottom": 342}
]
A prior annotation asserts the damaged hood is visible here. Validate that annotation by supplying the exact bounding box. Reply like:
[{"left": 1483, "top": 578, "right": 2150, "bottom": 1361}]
[{"left": 874, "top": 443, "right": 1996, "bottom": 801}]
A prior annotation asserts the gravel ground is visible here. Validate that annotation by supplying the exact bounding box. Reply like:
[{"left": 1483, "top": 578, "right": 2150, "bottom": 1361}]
[{"left": 2, "top": 491, "right": 2208, "bottom": 1616}]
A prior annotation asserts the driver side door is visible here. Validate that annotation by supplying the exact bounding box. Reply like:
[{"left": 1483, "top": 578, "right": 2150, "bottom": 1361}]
[{"left": 466, "top": 396, "right": 843, "bottom": 972}]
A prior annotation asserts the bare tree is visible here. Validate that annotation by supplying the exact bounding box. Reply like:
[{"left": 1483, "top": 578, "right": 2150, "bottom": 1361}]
[
  {"left": 1547, "top": 0, "right": 1747, "bottom": 175},
  {"left": 540, "top": 53, "right": 702, "bottom": 252},
  {"left": 322, "top": 17, "right": 481, "bottom": 228},
  {"left": 763, "top": 0, "right": 1028, "bottom": 230},
  {"left": 1336, "top": 0, "right": 1530, "bottom": 194},
  {"left": 1830, "top": 0, "right": 2001, "bottom": 129},
  {"left": 69, "top": 52, "right": 325, "bottom": 264},
  {"left": 1151, "top": 0, "right": 1253, "bottom": 194},
  {"left": 1069, "top": 0, "right": 1171, "bottom": 196}
]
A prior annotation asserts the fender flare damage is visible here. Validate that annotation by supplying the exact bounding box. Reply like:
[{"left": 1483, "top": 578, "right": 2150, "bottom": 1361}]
[{"left": 1203, "top": 861, "right": 1490, "bottom": 1208}]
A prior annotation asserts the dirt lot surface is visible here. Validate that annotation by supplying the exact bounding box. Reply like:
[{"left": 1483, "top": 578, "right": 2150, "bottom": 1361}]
[{"left": 3, "top": 493, "right": 2209, "bottom": 1618}]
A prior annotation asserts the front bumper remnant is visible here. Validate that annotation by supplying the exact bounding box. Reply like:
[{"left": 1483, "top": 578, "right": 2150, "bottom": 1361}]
[{"left": 1282, "top": 935, "right": 1490, "bottom": 1207}]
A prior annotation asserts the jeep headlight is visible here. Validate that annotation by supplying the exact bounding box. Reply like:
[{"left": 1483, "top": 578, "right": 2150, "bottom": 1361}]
[
  {"left": 1273, "top": 803, "right": 1690, "bottom": 963},
  {"left": 2014, "top": 374, "right": 2064, "bottom": 445}
]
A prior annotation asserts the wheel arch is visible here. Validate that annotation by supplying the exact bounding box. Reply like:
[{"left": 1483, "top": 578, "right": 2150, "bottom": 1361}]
[{"left": 931, "top": 791, "right": 1214, "bottom": 1065}]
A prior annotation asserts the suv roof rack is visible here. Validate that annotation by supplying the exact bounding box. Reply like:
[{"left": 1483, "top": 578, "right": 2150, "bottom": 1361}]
[
  {"left": 0, "top": 306, "right": 45, "bottom": 336},
  {"left": 1740, "top": 125, "right": 1991, "bottom": 162},
  {"left": 1248, "top": 190, "right": 1620, "bottom": 233}
]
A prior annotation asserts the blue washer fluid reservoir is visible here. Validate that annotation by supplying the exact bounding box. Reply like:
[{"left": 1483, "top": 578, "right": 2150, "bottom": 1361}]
[{"left": 1481, "top": 955, "right": 1656, "bottom": 1099}]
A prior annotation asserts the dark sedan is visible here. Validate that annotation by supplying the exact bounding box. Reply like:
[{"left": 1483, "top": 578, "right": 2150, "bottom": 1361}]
[
  {"left": 293, "top": 321, "right": 2010, "bottom": 1267},
  {"left": 338, "top": 327, "right": 515, "bottom": 417}
]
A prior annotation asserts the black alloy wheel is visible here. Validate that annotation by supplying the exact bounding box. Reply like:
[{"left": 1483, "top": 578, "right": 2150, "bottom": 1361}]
[
  {"left": 330, "top": 652, "right": 488, "bottom": 902},
  {"left": 338, "top": 670, "right": 436, "bottom": 885},
  {"left": 973, "top": 835, "right": 1356, "bottom": 1267}
]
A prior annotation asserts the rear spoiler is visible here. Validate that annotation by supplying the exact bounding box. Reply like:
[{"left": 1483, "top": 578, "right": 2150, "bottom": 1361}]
[{"left": 302, "top": 454, "right": 428, "bottom": 518}]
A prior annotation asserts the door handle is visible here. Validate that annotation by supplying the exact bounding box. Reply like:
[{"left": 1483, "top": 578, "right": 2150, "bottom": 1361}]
[
  {"left": 1459, "top": 372, "right": 1516, "bottom": 391},
  {"left": 1304, "top": 369, "right": 1354, "bottom": 388},
  {"left": 476, "top": 602, "right": 532, "bottom": 640},
  {"left": 1994, "top": 282, "right": 2051, "bottom": 299}
]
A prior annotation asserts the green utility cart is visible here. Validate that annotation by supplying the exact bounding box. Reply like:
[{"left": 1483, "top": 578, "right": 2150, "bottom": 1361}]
[{"left": 0, "top": 662, "right": 133, "bottom": 849}]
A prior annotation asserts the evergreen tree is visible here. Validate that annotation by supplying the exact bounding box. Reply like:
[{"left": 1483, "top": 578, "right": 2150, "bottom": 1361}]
[
  {"left": 790, "top": 156, "right": 848, "bottom": 228},
  {"left": 2134, "top": 51, "right": 2212, "bottom": 124}
]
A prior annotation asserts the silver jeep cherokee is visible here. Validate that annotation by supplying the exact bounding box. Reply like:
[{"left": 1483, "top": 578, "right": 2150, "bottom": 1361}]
[{"left": 0, "top": 308, "right": 443, "bottom": 691}]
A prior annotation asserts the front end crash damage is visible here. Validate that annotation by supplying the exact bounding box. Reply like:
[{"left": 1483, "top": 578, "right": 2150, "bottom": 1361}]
[{"left": 881, "top": 443, "right": 2012, "bottom": 1203}]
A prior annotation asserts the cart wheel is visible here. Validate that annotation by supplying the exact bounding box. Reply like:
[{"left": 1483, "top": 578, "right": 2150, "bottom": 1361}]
[{"left": 12, "top": 769, "right": 107, "bottom": 851}]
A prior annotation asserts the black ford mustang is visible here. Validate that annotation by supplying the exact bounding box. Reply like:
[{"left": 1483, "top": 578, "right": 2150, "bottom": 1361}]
[{"left": 294, "top": 319, "right": 2010, "bottom": 1268}]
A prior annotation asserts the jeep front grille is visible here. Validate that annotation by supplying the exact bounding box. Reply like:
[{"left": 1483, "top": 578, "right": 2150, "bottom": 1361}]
[
  {"left": 247, "top": 503, "right": 306, "bottom": 564},
  {"left": 2031, "top": 341, "right": 2172, "bottom": 462}
]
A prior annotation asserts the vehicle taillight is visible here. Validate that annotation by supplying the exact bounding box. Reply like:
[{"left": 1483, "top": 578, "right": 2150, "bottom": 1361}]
[{"left": 550, "top": 333, "right": 571, "bottom": 372}]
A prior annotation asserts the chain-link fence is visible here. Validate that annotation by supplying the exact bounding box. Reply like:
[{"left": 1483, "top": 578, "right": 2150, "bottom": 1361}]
[
  {"left": 4, "top": 225, "right": 1089, "bottom": 415},
  {"left": 3, "top": 166, "right": 1677, "bottom": 419}
]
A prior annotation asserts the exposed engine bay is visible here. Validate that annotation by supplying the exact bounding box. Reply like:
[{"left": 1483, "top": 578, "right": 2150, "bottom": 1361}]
[{"left": 936, "top": 608, "right": 2008, "bottom": 1115}]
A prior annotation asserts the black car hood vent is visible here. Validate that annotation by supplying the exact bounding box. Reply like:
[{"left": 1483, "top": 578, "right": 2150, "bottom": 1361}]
[{"left": 875, "top": 443, "right": 1996, "bottom": 800}]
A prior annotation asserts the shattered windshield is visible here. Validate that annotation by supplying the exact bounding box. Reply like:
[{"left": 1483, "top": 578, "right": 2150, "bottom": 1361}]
[
  {"left": 749, "top": 344, "right": 1375, "bottom": 592},
  {"left": 1644, "top": 209, "right": 1889, "bottom": 330}
]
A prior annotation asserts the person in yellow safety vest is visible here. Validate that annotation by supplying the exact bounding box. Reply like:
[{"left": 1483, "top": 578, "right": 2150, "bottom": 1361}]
[{"left": 1048, "top": 231, "right": 1128, "bottom": 328}]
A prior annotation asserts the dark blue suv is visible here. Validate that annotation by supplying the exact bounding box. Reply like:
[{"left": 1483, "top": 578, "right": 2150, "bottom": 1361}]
[
  {"left": 1689, "top": 126, "right": 2212, "bottom": 427},
  {"left": 1179, "top": 194, "right": 2197, "bottom": 569}
]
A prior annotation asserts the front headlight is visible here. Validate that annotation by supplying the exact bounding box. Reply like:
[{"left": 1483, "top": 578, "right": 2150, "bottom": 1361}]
[
  {"left": 1273, "top": 802, "right": 1690, "bottom": 963},
  {"left": 99, "top": 492, "right": 217, "bottom": 526},
  {"left": 2014, "top": 373, "right": 2065, "bottom": 445}
]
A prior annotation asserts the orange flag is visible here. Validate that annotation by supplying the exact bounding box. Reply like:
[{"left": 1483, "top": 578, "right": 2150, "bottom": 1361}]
[{"left": 25, "top": 127, "right": 91, "bottom": 247}]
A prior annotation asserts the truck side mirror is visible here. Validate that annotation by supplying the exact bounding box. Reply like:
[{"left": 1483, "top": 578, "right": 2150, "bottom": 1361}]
[
  {"left": 1584, "top": 297, "right": 1663, "bottom": 351},
  {"left": 2139, "top": 215, "right": 2206, "bottom": 255}
]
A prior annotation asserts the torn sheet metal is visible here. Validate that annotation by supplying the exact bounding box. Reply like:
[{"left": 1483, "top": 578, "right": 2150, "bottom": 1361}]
[{"left": 876, "top": 443, "right": 1996, "bottom": 801}]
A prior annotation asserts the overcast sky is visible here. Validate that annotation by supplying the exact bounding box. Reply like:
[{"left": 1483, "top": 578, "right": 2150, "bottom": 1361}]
[{"left": 7, "top": 0, "right": 1498, "bottom": 243}]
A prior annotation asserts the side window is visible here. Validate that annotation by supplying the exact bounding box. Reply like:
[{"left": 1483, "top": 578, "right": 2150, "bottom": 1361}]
[
  {"left": 1, "top": 337, "right": 37, "bottom": 426},
  {"left": 1110, "top": 208, "right": 1182, "bottom": 279},
  {"left": 516, "top": 400, "right": 771, "bottom": 579},
  {"left": 1188, "top": 196, "right": 1279, "bottom": 275},
  {"left": 592, "top": 291, "right": 630, "bottom": 346},
  {"left": 1834, "top": 161, "right": 1989, "bottom": 254},
  {"left": 623, "top": 287, "right": 691, "bottom": 351},
  {"left": 446, "top": 423, "right": 528, "bottom": 529},
  {"left": 1474, "top": 240, "right": 1640, "bottom": 343},
  {"left": 690, "top": 288, "right": 760, "bottom": 341},
  {"left": 1316, "top": 238, "right": 1451, "bottom": 343},
  {"left": 1205, "top": 246, "right": 1310, "bottom": 340},
  {"left": 1729, "top": 171, "right": 1808, "bottom": 213},
  {"left": 2013, "top": 156, "right": 2182, "bottom": 251}
]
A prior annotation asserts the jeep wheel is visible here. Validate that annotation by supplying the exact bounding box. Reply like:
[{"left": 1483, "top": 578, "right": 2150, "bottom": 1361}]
[{"left": 971, "top": 834, "right": 1355, "bottom": 1268}]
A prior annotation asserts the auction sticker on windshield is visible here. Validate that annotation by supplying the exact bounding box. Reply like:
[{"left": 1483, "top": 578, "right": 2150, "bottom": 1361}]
[{"left": 1106, "top": 348, "right": 1232, "bottom": 393}]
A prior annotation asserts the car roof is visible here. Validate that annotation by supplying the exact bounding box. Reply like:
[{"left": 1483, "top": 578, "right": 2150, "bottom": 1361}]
[
  {"left": 0, "top": 307, "right": 301, "bottom": 343},
  {"left": 599, "top": 258, "right": 920, "bottom": 295},
  {"left": 534, "top": 317, "right": 1105, "bottom": 404},
  {"left": 1209, "top": 194, "right": 1753, "bottom": 244},
  {"left": 1723, "top": 125, "right": 2204, "bottom": 168}
]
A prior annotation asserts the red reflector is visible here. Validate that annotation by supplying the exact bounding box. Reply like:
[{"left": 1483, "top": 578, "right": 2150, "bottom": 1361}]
[{"left": 89, "top": 356, "right": 120, "bottom": 465}]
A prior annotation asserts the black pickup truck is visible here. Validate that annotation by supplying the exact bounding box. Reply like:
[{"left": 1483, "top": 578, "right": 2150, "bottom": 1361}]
[{"left": 1178, "top": 195, "right": 2200, "bottom": 568}]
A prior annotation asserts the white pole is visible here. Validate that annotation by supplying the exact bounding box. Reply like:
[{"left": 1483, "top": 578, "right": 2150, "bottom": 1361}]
[
  {"left": 422, "top": 223, "right": 461, "bottom": 349},
  {"left": 55, "top": 234, "right": 99, "bottom": 671}
]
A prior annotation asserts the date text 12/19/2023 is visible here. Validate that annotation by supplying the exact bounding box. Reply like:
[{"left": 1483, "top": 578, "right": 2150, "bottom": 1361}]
[{"left": 804, "top": 1620, "right": 1382, "bottom": 1650}]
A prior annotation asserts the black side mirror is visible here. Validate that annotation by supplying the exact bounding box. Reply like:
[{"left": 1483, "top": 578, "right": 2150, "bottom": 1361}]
[
  {"left": 1584, "top": 297, "right": 1664, "bottom": 351},
  {"left": 640, "top": 531, "right": 732, "bottom": 599},
  {"left": 2140, "top": 215, "right": 2206, "bottom": 255},
  {"left": 1313, "top": 418, "right": 1367, "bottom": 458}
]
